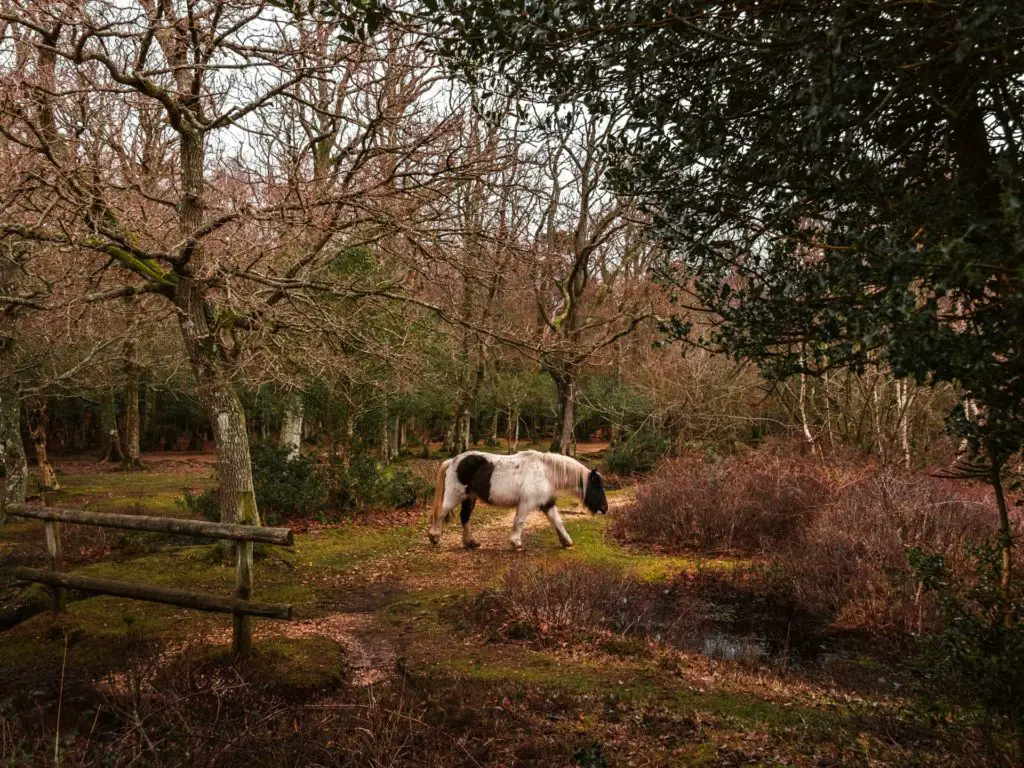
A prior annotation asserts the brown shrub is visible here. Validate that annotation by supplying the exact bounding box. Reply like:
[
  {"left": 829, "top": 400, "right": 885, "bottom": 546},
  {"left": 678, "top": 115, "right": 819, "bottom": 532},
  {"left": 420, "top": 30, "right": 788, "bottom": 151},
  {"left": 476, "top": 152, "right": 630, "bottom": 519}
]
[
  {"left": 614, "top": 444, "right": 1015, "bottom": 637},
  {"left": 775, "top": 471, "right": 1002, "bottom": 635},
  {"left": 468, "top": 562, "right": 657, "bottom": 642},
  {"left": 611, "top": 448, "right": 831, "bottom": 553}
]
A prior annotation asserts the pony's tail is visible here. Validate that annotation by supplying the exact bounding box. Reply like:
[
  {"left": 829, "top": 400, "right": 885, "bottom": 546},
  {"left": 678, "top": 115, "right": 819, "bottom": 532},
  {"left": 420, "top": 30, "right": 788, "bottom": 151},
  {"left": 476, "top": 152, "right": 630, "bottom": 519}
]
[{"left": 427, "top": 459, "right": 452, "bottom": 544}]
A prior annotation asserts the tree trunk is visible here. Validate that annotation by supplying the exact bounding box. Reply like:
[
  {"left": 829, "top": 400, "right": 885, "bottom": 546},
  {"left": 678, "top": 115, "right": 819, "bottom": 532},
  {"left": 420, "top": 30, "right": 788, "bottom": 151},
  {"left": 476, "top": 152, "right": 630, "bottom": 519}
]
[
  {"left": 174, "top": 125, "right": 259, "bottom": 530},
  {"left": 490, "top": 410, "right": 500, "bottom": 446},
  {"left": 26, "top": 399, "right": 59, "bottom": 492},
  {"left": 175, "top": 277, "right": 259, "bottom": 528},
  {"left": 0, "top": 383, "right": 27, "bottom": 509},
  {"left": 459, "top": 406, "right": 471, "bottom": 453},
  {"left": 121, "top": 340, "right": 142, "bottom": 469},
  {"left": 279, "top": 394, "right": 303, "bottom": 459},
  {"left": 870, "top": 376, "right": 887, "bottom": 464},
  {"left": 379, "top": 409, "right": 391, "bottom": 465},
  {"left": 990, "top": 449, "right": 1013, "bottom": 627},
  {"left": 391, "top": 413, "right": 401, "bottom": 458},
  {"left": 343, "top": 404, "right": 354, "bottom": 468},
  {"left": 141, "top": 380, "right": 157, "bottom": 447},
  {"left": 97, "top": 391, "right": 124, "bottom": 464},
  {"left": 822, "top": 371, "right": 836, "bottom": 451},
  {"left": 798, "top": 351, "right": 816, "bottom": 455},
  {"left": 443, "top": 410, "right": 458, "bottom": 456},
  {"left": 551, "top": 370, "right": 576, "bottom": 455},
  {"left": 894, "top": 378, "right": 912, "bottom": 469}
]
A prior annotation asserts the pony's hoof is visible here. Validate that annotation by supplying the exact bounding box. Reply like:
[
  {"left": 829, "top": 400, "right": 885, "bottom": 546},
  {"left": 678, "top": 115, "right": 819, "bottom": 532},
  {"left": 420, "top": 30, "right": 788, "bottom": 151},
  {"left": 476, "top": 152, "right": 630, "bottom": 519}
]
[
  {"left": 560, "top": 541, "right": 574, "bottom": 549},
  {"left": 511, "top": 542, "right": 524, "bottom": 552},
  {"left": 427, "top": 533, "right": 440, "bottom": 546},
  {"left": 464, "top": 540, "right": 480, "bottom": 550}
]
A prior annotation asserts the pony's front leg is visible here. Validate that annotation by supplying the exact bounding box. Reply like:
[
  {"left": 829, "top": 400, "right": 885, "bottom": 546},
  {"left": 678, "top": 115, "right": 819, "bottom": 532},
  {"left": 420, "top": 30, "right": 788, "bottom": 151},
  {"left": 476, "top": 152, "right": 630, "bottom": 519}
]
[
  {"left": 510, "top": 503, "right": 533, "bottom": 550},
  {"left": 428, "top": 489, "right": 461, "bottom": 545},
  {"left": 541, "top": 500, "right": 573, "bottom": 548}
]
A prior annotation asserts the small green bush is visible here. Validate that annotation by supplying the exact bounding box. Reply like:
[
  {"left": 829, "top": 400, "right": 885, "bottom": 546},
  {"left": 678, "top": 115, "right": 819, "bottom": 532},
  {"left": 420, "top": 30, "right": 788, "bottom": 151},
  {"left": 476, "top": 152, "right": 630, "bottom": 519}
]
[
  {"left": 604, "top": 431, "right": 670, "bottom": 475},
  {"left": 328, "top": 454, "right": 430, "bottom": 510},
  {"left": 911, "top": 542, "right": 1024, "bottom": 752},
  {"left": 178, "top": 487, "right": 220, "bottom": 523},
  {"left": 180, "top": 445, "right": 429, "bottom": 522},
  {"left": 250, "top": 440, "right": 329, "bottom": 525},
  {"left": 178, "top": 440, "right": 328, "bottom": 525}
]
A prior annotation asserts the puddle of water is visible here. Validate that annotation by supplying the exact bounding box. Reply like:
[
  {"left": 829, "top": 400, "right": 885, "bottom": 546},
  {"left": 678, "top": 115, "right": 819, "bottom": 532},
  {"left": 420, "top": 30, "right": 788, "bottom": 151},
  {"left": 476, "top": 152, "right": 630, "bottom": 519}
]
[{"left": 698, "top": 631, "right": 768, "bottom": 663}]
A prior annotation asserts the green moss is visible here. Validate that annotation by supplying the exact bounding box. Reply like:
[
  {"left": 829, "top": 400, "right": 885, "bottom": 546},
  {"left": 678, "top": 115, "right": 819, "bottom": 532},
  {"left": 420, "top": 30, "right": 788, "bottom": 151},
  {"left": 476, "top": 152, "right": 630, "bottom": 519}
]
[
  {"left": 77, "top": 545, "right": 236, "bottom": 591},
  {"left": 532, "top": 517, "right": 736, "bottom": 580},
  {"left": 249, "top": 637, "right": 348, "bottom": 692},
  {"left": 380, "top": 589, "right": 465, "bottom": 636},
  {"left": 0, "top": 596, "right": 208, "bottom": 681},
  {"left": 440, "top": 650, "right": 817, "bottom": 728},
  {"left": 0, "top": 583, "right": 52, "bottom": 630},
  {"left": 295, "top": 524, "right": 420, "bottom": 570},
  {"left": 54, "top": 469, "right": 213, "bottom": 518}
]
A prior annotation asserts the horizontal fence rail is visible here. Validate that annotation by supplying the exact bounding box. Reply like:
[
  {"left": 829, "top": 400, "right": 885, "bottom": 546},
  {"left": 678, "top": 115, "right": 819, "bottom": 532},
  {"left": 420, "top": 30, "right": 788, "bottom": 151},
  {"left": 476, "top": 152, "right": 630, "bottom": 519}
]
[
  {"left": 6, "top": 504, "right": 293, "bottom": 546},
  {"left": 14, "top": 567, "right": 293, "bottom": 619},
  {"left": 5, "top": 502, "right": 295, "bottom": 657}
]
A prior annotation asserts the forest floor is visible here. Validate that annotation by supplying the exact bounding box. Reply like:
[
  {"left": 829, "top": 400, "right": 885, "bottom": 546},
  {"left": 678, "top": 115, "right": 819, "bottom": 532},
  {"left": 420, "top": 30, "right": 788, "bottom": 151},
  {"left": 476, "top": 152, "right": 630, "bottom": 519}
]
[{"left": 0, "top": 452, "right": 981, "bottom": 766}]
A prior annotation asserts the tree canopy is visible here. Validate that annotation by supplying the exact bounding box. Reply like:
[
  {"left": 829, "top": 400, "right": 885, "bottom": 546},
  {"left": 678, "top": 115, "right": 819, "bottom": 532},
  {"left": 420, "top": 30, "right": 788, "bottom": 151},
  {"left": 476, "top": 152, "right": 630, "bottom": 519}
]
[{"left": 434, "top": 0, "right": 1024, "bottom": 463}]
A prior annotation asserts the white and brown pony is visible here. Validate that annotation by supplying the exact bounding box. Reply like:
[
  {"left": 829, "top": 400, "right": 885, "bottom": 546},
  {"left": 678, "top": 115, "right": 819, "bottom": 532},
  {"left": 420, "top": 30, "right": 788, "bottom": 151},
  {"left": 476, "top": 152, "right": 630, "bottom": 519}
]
[{"left": 427, "top": 450, "right": 608, "bottom": 550}]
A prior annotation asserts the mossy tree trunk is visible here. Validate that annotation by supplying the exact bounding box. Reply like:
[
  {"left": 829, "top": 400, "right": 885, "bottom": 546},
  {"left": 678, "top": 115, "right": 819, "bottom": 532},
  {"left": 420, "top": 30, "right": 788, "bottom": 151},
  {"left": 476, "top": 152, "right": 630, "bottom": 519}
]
[
  {"left": 25, "top": 398, "right": 58, "bottom": 492},
  {"left": 0, "top": 383, "right": 27, "bottom": 509},
  {"left": 175, "top": 279, "right": 259, "bottom": 529},
  {"left": 548, "top": 365, "right": 576, "bottom": 456},
  {"left": 175, "top": 130, "right": 258, "bottom": 530},
  {"left": 391, "top": 413, "right": 401, "bottom": 459},
  {"left": 121, "top": 340, "right": 142, "bottom": 469}
]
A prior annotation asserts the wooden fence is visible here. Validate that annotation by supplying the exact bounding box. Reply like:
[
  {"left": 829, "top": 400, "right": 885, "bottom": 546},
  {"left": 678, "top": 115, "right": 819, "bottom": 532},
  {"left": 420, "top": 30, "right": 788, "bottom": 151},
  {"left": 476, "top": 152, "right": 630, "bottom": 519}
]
[{"left": 5, "top": 502, "right": 294, "bottom": 657}]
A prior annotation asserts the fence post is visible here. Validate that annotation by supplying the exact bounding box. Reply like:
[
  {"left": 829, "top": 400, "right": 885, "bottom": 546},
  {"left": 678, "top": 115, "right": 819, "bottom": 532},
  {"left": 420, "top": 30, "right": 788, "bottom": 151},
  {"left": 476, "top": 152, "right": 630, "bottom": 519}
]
[
  {"left": 232, "top": 541, "right": 254, "bottom": 657},
  {"left": 44, "top": 520, "right": 66, "bottom": 613}
]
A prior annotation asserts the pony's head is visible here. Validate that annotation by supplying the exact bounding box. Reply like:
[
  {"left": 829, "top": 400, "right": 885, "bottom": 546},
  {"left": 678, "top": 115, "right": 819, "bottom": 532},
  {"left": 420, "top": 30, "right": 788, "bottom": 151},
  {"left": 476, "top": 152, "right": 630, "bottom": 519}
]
[{"left": 583, "top": 469, "right": 608, "bottom": 514}]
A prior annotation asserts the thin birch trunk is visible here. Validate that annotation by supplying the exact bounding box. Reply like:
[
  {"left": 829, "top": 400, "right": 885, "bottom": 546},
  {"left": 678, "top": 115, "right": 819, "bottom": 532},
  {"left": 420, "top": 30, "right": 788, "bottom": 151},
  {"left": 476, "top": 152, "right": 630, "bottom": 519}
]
[
  {"left": 798, "top": 362, "right": 816, "bottom": 455},
  {"left": 894, "top": 378, "right": 913, "bottom": 469},
  {"left": 280, "top": 395, "right": 303, "bottom": 459}
]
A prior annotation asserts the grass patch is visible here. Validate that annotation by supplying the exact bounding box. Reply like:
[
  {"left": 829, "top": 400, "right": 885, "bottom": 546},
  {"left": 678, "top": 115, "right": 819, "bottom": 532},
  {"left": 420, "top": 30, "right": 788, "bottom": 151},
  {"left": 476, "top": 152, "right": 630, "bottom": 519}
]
[
  {"left": 436, "top": 648, "right": 818, "bottom": 728},
  {"left": 54, "top": 469, "right": 211, "bottom": 518},
  {"left": 295, "top": 523, "right": 420, "bottom": 570},
  {"left": 555, "top": 516, "right": 735, "bottom": 580},
  {"left": 249, "top": 637, "right": 349, "bottom": 692}
]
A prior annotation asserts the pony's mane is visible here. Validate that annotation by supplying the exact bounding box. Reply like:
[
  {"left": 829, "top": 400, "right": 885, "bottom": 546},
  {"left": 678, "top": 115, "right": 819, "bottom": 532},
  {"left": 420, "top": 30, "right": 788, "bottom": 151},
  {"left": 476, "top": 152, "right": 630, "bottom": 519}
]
[{"left": 531, "top": 451, "right": 590, "bottom": 496}]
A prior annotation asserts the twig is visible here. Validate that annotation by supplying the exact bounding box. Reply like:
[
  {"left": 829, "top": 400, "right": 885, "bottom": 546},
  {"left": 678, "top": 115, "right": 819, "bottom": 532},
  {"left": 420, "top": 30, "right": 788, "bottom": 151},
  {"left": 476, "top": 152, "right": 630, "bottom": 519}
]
[{"left": 55, "top": 628, "right": 68, "bottom": 767}]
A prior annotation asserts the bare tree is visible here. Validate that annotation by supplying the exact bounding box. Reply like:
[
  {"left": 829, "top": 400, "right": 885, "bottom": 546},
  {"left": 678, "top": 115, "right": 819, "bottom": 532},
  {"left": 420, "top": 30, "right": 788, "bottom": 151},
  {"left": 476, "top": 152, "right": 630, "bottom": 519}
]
[
  {"left": 0, "top": 3, "right": 471, "bottom": 522},
  {"left": 529, "top": 110, "right": 656, "bottom": 453}
]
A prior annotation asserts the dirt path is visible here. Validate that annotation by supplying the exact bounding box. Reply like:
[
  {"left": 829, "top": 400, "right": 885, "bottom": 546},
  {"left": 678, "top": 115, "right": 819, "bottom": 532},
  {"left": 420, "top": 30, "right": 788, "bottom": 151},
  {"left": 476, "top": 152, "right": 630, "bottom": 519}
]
[
  {"left": 230, "top": 500, "right": 633, "bottom": 687},
  {"left": 283, "top": 495, "right": 636, "bottom": 687}
]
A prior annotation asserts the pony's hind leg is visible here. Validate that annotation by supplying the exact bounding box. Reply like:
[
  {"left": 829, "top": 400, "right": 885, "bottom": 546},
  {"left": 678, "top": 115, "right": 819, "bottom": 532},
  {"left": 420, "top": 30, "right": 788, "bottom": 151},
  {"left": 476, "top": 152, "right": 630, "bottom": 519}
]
[
  {"left": 460, "top": 497, "right": 480, "bottom": 549},
  {"left": 540, "top": 498, "right": 573, "bottom": 548},
  {"left": 510, "top": 502, "right": 533, "bottom": 550}
]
